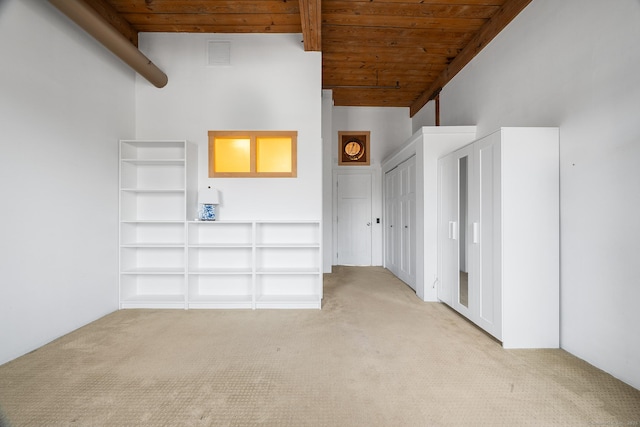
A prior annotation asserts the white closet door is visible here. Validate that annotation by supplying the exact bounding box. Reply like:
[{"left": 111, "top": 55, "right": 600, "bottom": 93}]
[
  {"left": 384, "top": 169, "right": 399, "bottom": 272},
  {"left": 437, "top": 153, "right": 457, "bottom": 306},
  {"left": 399, "top": 157, "right": 416, "bottom": 288},
  {"left": 476, "top": 133, "right": 502, "bottom": 339},
  {"left": 337, "top": 173, "right": 372, "bottom": 266}
]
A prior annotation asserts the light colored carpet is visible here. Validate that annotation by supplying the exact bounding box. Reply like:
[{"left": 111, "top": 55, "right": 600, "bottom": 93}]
[{"left": 1, "top": 266, "right": 639, "bottom": 426}]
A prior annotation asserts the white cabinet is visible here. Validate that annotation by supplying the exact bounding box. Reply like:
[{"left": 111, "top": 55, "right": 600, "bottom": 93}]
[
  {"left": 119, "top": 140, "right": 191, "bottom": 309},
  {"left": 438, "top": 128, "right": 559, "bottom": 348}
]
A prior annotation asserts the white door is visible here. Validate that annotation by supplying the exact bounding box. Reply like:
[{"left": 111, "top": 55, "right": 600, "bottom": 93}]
[
  {"left": 476, "top": 133, "right": 501, "bottom": 338},
  {"left": 384, "top": 168, "right": 399, "bottom": 271},
  {"left": 399, "top": 157, "right": 416, "bottom": 288},
  {"left": 438, "top": 150, "right": 463, "bottom": 307},
  {"left": 337, "top": 173, "right": 372, "bottom": 266}
]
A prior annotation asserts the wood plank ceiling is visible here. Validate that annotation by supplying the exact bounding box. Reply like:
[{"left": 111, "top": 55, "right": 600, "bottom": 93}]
[{"left": 87, "top": 0, "right": 532, "bottom": 116}]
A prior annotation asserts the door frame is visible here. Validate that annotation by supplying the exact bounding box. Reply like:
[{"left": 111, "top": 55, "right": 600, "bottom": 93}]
[{"left": 332, "top": 168, "right": 376, "bottom": 266}]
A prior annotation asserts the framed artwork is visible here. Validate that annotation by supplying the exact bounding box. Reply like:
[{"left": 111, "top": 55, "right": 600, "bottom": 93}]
[{"left": 338, "top": 131, "right": 370, "bottom": 166}]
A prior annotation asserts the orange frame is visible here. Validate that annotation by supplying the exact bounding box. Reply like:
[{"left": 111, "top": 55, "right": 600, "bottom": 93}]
[{"left": 208, "top": 130, "right": 298, "bottom": 178}]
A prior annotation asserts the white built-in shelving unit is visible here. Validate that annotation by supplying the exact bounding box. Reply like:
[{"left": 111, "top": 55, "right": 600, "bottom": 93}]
[
  {"left": 119, "top": 140, "right": 189, "bottom": 309},
  {"left": 187, "top": 221, "right": 322, "bottom": 309},
  {"left": 119, "top": 140, "right": 321, "bottom": 310},
  {"left": 254, "top": 221, "right": 322, "bottom": 309}
]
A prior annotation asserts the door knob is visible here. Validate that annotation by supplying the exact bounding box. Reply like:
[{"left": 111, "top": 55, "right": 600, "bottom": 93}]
[{"left": 367, "top": 222, "right": 371, "bottom": 226}]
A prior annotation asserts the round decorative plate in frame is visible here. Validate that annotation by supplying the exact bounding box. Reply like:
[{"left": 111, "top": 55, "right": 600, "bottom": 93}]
[{"left": 338, "top": 131, "right": 370, "bottom": 165}]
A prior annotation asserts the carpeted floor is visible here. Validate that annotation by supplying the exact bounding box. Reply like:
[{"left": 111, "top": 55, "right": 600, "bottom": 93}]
[{"left": 1, "top": 266, "right": 639, "bottom": 426}]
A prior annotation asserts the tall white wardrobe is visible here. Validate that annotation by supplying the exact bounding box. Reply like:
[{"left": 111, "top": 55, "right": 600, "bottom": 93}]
[{"left": 438, "top": 127, "right": 560, "bottom": 348}]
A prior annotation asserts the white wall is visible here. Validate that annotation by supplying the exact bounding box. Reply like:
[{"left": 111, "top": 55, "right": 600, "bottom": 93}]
[
  {"left": 332, "top": 106, "right": 413, "bottom": 164},
  {"left": 411, "top": 102, "right": 436, "bottom": 134},
  {"left": 413, "top": 0, "right": 640, "bottom": 389},
  {"left": 0, "top": 0, "right": 133, "bottom": 365},
  {"left": 135, "top": 33, "right": 322, "bottom": 221},
  {"left": 322, "top": 91, "right": 334, "bottom": 272},
  {"left": 330, "top": 106, "right": 412, "bottom": 266}
]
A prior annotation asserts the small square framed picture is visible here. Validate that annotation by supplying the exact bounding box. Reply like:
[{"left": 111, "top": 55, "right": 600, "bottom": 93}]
[{"left": 338, "top": 131, "right": 370, "bottom": 166}]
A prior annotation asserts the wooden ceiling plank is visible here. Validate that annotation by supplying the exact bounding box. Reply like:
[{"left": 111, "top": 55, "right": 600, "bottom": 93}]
[
  {"left": 323, "top": 45, "right": 459, "bottom": 58},
  {"left": 299, "top": 0, "right": 322, "bottom": 51},
  {"left": 332, "top": 69, "right": 441, "bottom": 79},
  {"left": 84, "top": 0, "right": 138, "bottom": 45},
  {"left": 108, "top": 0, "right": 300, "bottom": 15},
  {"left": 410, "top": 0, "right": 532, "bottom": 116},
  {"left": 324, "top": 0, "right": 503, "bottom": 5},
  {"left": 131, "top": 24, "right": 303, "bottom": 33},
  {"left": 322, "top": 14, "right": 487, "bottom": 30},
  {"left": 123, "top": 13, "right": 302, "bottom": 27},
  {"left": 323, "top": 52, "right": 452, "bottom": 65},
  {"left": 322, "top": 3, "right": 499, "bottom": 19},
  {"left": 323, "top": 26, "right": 476, "bottom": 44}
]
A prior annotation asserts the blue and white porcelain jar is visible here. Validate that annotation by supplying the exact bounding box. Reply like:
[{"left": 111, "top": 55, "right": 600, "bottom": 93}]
[{"left": 199, "top": 203, "right": 216, "bottom": 221}]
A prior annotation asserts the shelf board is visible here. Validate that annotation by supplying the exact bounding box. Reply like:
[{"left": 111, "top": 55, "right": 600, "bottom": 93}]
[
  {"left": 188, "top": 220, "right": 253, "bottom": 224},
  {"left": 188, "top": 243, "right": 252, "bottom": 248},
  {"left": 188, "top": 268, "right": 253, "bottom": 274},
  {"left": 255, "top": 243, "right": 320, "bottom": 248},
  {"left": 120, "top": 268, "right": 185, "bottom": 274},
  {"left": 121, "top": 188, "right": 185, "bottom": 193},
  {"left": 121, "top": 220, "right": 185, "bottom": 224},
  {"left": 121, "top": 159, "right": 184, "bottom": 165},
  {"left": 188, "top": 294, "right": 252, "bottom": 303},
  {"left": 121, "top": 294, "right": 185, "bottom": 301},
  {"left": 121, "top": 243, "right": 185, "bottom": 248}
]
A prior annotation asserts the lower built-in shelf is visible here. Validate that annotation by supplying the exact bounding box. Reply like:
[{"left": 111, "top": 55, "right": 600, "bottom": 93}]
[{"left": 119, "top": 220, "right": 322, "bottom": 309}]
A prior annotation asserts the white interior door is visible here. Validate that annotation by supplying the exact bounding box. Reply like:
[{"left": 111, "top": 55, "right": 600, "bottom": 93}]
[
  {"left": 399, "top": 157, "right": 416, "bottom": 288},
  {"left": 384, "top": 169, "right": 399, "bottom": 271},
  {"left": 337, "top": 173, "right": 372, "bottom": 266}
]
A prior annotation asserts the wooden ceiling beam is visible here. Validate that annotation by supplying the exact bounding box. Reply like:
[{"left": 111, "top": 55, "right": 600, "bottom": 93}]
[
  {"left": 299, "top": 0, "right": 322, "bottom": 51},
  {"left": 83, "top": 0, "right": 138, "bottom": 46},
  {"left": 409, "top": 0, "right": 533, "bottom": 116}
]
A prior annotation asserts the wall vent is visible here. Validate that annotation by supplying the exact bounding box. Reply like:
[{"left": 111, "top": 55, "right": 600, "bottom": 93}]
[{"left": 207, "top": 41, "right": 231, "bottom": 66}]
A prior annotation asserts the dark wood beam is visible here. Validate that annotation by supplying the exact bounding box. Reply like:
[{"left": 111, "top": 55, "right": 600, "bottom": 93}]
[
  {"left": 83, "top": 0, "right": 138, "bottom": 46},
  {"left": 409, "top": 0, "right": 533, "bottom": 117},
  {"left": 299, "top": 0, "right": 322, "bottom": 51}
]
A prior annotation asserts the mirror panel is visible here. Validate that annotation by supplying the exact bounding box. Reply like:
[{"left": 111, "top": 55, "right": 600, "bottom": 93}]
[{"left": 459, "top": 155, "right": 469, "bottom": 308}]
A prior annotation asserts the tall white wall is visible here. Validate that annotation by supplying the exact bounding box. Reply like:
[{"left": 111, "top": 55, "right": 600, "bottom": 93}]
[
  {"left": 0, "top": 0, "right": 133, "bottom": 365},
  {"left": 322, "top": 91, "right": 334, "bottom": 272},
  {"left": 330, "top": 106, "right": 412, "bottom": 266},
  {"left": 413, "top": 0, "right": 640, "bottom": 389},
  {"left": 332, "top": 106, "right": 413, "bottom": 164},
  {"left": 135, "top": 33, "right": 322, "bottom": 221}
]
